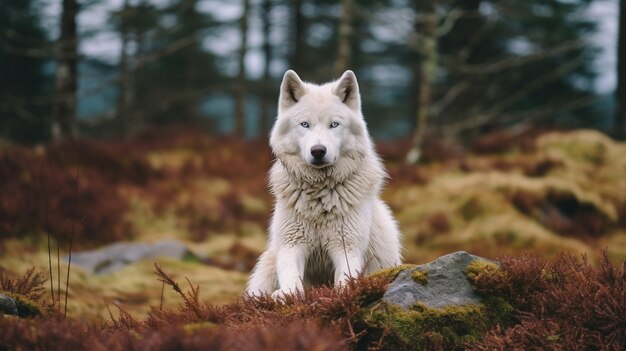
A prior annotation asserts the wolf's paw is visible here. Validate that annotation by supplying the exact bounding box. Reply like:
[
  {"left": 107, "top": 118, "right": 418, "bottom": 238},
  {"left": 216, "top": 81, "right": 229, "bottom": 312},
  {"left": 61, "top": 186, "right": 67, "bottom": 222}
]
[{"left": 271, "top": 288, "right": 298, "bottom": 299}]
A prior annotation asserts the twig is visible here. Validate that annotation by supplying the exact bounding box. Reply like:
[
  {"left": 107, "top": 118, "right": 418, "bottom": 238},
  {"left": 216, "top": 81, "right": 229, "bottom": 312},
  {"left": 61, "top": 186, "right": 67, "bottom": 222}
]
[
  {"left": 57, "top": 240, "right": 61, "bottom": 310},
  {"left": 160, "top": 280, "right": 165, "bottom": 311},
  {"left": 456, "top": 40, "right": 585, "bottom": 75},
  {"left": 64, "top": 139, "right": 81, "bottom": 317},
  {"left": 442, "top": 50, "right": 588, "bottom": 136},
  {"left": 41, "top": 162, "right": 55, "bottom": 307},
  {"left": 154, "top": 263, "right": 203, "bottom": 319},
  {"left": 340, "top": 232, "right": 353, "bottom": 280}
]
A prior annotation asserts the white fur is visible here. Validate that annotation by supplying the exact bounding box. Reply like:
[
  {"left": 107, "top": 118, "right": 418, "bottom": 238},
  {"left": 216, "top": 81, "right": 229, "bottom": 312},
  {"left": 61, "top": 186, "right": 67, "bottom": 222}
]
[{"left": 246, "top": 70, "right": 402, "bottom": 297}]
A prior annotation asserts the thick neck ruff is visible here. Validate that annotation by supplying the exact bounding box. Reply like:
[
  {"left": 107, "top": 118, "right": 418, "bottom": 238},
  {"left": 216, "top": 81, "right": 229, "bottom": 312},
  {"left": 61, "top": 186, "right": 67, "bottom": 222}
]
[{"left": 270, "top": 149, "right": 387, "bottom": 219}]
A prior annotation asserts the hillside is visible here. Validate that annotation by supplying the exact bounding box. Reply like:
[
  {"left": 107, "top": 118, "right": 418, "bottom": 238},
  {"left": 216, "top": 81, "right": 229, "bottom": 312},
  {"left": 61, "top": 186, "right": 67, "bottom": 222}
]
[{"left": 0, "top": 128, "right": 625, "bottom": 322}]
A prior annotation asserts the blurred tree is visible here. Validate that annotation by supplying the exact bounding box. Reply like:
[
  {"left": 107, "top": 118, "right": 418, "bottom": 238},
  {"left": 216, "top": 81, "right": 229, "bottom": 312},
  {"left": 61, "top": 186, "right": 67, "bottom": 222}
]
[
  {"left": 131, "top": 0, "right": 220, "bottom": 127},
  {"left": 52, "top": 0, "right": 79, "bottom": 140},
  {"left": 235, "top": 0, "right": 250, "bottom": 137},
  {"left": 0, "top": 0, "right": 52, "bottom": 144},
  {"left": 615, "top": 0, "right": 625, "bottom": 140},
  {"left": 259, "top": 0, "right": 273, "bottom": 137},
  {"left": 406, "top": 0, "right": 437, "bottom": 164},
  {"left": 334, "top": 0, "right": 354, "bottom": 76},
  {"left": 110, "top": 1, "right": 158, "bottom": 135},
  {"left": 114, "top": 0, "right": 132, "bottom": 138},
  {"left": 291, "top": 0, "right": 305, "bottom": 72},
  {"left": 434, "top": 0, "right": 599, "bottom": 139},
  {"left": 283, "top": 0, "right": 341, "bottom": 81}
]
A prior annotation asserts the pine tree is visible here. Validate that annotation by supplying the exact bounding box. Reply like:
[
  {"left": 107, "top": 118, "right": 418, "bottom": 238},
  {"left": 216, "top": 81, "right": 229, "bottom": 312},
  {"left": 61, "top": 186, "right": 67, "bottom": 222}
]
[
  {"left": 52, "top": 0, "right": 79, "bottom": 140},
  {"left": 0, "top": 0, "right": 52, "bottom": 143},
  {"left": 435, "top": 0, "right": 599, "bottom": 136},
  {"left": 259, "top": 0, "right": 273, "bottom": 137},
  {"left": 110, "top": 0, "right": 159, "bottom": 134},
  {"left": 132, "top": 0, "right": 220, "bottom": 127},
  {"left": 406, "top": 0, "right": 438, "bottom": 164},
  {"left": 234, "top": 0, "right": 250, "bottom": 137}
]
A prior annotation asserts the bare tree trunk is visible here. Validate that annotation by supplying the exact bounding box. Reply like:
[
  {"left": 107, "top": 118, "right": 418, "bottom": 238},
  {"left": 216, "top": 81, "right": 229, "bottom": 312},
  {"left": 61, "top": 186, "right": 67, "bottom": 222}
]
[
  {"left": 52, "top": 0, "right": 78, "bottom": 140},
  {"left": 615, "top": 0, "right": 626, "bottom": 140},
  {"left": 116, "top": 0, "right": 131, "bottom": 138},
  {"left": 234, "top": 0, "right": 250, "bottom": 137},
  {"left": 291, "top": 0, "right": 304, "bottom": 71},
  {"left": 260, "top": 0, "right": 272, "bottom": 137},
  {"left": 406, "top": 0, "right": 438, "bottom": 164},
  {"left": 334, "top": 0, "right": 353, "bottom": 76},
  {"left": 182, "top": 0, "right": 199, "bottom": 123}
]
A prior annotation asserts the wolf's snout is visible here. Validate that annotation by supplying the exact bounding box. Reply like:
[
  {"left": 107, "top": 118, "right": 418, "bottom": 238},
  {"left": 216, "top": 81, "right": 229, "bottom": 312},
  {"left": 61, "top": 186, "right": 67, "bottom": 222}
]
[{"left": 310, "top": 145, "right": 327, "bottom": 160}]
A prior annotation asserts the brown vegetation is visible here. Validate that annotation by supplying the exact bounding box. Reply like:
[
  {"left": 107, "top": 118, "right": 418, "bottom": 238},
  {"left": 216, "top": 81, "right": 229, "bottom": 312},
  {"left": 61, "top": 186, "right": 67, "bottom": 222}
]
[
  {"left": 0, "top": 145, "right": 131, "bottom": 245},
  {"left": 1, "top": 251, "right": 625, "bottom": 350},
  {"left": 468, "top": 252, "right": 626, "bottom": 350}
]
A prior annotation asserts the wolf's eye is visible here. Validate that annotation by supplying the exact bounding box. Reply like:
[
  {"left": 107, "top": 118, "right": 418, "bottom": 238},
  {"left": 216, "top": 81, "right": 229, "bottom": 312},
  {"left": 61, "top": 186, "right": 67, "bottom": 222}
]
[
  {"left": 300, "top": 122, "right": 310, "bottom": 128},
  {"left": 330, "top": 122, "right": 339, "bottom": 128}
]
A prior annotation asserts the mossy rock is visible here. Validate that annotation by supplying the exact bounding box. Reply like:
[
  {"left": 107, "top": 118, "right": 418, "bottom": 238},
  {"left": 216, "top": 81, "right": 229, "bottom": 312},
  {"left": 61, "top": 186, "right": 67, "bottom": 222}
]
[
  {"left": 361, "top": 252, "right": 514, "bottom": 350},
  {"left": 382, "top": 252, "right": 493, "bottom": 309},
  {"left": 0, "top": 293, "right": 18, "bottom": 315},
  {"left": 0, "top": 292, "right": 42, "bottom": 318},
  {"left": 362, "top": 299, "right": 513, "bottom": 351}
]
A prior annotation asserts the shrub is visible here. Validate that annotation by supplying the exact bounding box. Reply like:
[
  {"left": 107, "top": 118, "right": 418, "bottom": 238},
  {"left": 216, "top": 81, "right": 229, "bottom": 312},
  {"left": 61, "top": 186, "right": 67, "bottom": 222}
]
[
  {"left": 467, "top": 252, "right": 626, "bottom": 350},
  {"left": 0, "top": 147, "right": 131, "bottom": 246}
]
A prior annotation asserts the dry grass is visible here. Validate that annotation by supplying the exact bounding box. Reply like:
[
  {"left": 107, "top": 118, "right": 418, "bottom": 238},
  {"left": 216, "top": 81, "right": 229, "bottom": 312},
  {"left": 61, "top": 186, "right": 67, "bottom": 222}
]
[{"left": 386, "top": 129, "right": 626, "bottom": 264}]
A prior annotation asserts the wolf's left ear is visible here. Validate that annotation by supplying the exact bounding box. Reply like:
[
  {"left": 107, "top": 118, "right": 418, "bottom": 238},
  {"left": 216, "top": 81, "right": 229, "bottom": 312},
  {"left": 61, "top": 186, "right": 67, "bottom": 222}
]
[
  {"left": 334, "top": 70, "right": 360, "bottom": 111},
  {"left": 279, "top": 70, "right": 307, "bottom": 111}
]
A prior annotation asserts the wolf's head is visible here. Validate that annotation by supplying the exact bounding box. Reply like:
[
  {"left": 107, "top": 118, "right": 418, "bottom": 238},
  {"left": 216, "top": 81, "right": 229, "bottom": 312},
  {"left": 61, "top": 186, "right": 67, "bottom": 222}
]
[{"left": 269, "top": 70, "right": 372, "bottom": 176}]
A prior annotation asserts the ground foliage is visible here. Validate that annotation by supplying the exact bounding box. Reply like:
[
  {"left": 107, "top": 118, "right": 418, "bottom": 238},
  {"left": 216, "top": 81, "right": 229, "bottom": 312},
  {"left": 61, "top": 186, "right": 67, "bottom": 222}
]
[
  {"left": 1, "top": 251, "right": 625, "bottom": 350},
  {"left": 467, "top": 252, "right": 626, "bottom": 350}
]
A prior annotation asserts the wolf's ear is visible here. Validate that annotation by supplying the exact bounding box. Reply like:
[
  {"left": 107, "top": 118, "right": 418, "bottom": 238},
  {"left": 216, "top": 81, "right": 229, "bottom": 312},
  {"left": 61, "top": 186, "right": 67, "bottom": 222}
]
[
  {"left": 334, "top": 70, "right": 360, "bottom": 111},
  {"left": 279, "top": 70, "right": 306, "bottom": 111}
]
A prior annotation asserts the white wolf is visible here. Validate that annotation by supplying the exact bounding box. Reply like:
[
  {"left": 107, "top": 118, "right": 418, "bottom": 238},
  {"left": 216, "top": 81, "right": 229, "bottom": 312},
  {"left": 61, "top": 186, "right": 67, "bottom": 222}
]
[{"left": 246, "top": 70, "right": 402, "bottom": 297}]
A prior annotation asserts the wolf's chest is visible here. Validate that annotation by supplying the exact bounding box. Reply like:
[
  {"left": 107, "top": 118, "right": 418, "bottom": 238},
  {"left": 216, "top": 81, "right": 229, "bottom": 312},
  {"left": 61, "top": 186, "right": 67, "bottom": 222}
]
[{"left": 286, "top": 182, "right": 361, "bottom": 220}]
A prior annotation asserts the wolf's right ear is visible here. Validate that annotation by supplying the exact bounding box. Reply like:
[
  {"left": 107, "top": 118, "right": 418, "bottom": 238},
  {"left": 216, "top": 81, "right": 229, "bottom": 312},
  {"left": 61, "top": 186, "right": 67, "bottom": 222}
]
[{"left": 279, "top": 70, "right": 306, "bottom": 111}]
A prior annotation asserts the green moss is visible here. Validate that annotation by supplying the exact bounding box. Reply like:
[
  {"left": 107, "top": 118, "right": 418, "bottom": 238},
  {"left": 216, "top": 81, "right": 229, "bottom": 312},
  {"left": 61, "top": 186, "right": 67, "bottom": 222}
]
[
  {"left": 458, "top": 196, "right": 484, "bottom": 221},
  {"left": 559, "top": 138, "right": 606, "bottom": 165},
  {"left": 546, "top": 334, "right": 560, "bottom": 342},
  {"left": 182, "top": 321, "right": 217, "bottom": 333},
  {"left": 182, "top": 251, "right": 200, "bottom": 263},
  {"left": 540, "top": 268, "right": 560, "bottom": 282},
  {"left": 362, "top": 300, "right": 511, "bottom": 351},
  {"left": 368, "top": 264, "right": 418, "bottom": 284},
  {"left": 480, "top": 296, "right": 515, "bottom": 326},
  {"left": 465, "top": 260, "right": 501, "bottom": 285},
  {"left": 411, "top": 269, "right": 428, "bottom": 285}
]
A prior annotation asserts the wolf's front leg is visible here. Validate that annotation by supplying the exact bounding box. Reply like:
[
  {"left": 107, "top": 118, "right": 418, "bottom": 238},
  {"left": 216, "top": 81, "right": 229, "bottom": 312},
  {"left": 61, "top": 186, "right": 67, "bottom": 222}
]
[
  {"left": 331, "top": 245, "right": 365, "bottom": 286},
  {"left": 273, "top": 244, "right": 306, "bottom": 297}
]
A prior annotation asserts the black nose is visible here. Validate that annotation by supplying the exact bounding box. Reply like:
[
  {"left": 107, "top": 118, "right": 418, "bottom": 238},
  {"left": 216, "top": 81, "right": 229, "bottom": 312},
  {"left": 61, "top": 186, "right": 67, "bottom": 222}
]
[{"left": 310, "top": 145, "right": 327, "bottom": 160}]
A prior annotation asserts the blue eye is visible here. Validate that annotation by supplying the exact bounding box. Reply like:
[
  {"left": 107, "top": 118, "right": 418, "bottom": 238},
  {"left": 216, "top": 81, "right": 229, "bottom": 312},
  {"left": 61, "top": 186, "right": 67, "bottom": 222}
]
[
  {"left": 330, "top": 122, "right": 339, "bottom": 128},
  {"left": 300, "top": 122, "right": 309, "bottom": 128}
]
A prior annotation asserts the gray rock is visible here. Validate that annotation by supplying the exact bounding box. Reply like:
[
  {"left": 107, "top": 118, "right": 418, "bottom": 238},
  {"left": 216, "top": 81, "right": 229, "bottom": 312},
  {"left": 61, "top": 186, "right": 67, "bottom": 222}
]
[
  {"left": 382, "top": 251, "right": 496, "bottom": 310},
  {"left": 0, "top": 293, "right": 18, "bottom": 316},
  {"left": 68, "top": 239, "right": 194, "bottom": 275}
]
